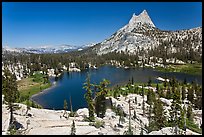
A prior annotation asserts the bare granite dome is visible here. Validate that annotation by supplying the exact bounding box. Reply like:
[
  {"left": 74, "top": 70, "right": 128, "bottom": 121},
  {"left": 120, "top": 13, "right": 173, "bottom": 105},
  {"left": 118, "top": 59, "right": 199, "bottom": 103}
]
[{"left": 128, "top": 10, "right": 156, "bottom": 28}]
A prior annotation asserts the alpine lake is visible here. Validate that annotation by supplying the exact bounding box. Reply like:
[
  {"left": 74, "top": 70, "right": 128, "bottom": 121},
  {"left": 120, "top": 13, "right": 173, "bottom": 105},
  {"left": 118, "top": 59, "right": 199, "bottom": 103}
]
[{"left": 31, "top": 65, "right": 202, "bottom": 111}]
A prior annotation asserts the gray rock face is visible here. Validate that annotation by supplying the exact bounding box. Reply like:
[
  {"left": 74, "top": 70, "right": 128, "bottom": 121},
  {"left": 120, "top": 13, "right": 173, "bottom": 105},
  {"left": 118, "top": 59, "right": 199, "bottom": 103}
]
[
  {"left": 128, "top": 10, "right": 155, "bottom": 29},
  {"left": 93, "top": 10, "right": 202, "bottom": 57},
  {"left": 2, "top": 94, "right": 201, "bottom": 135}
]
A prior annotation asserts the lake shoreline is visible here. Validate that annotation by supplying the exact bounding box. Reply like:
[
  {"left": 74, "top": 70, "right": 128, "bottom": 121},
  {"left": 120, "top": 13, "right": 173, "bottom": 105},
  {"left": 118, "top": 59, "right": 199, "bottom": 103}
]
[
  {"left": 30, "top": 80, "right": 58, "bottom": 108},
  {"left": 103, "top": 63, "right": 202, "bottom": 76},
  {"left": 30, "top": 65, "right": 202, "bottom": 110}
]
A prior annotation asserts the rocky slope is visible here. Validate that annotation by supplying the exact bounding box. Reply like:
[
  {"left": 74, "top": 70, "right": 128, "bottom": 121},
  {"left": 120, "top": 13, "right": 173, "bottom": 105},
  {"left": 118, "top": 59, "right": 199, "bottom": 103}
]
[
  {"left": 93, "top": 10, "right": 202, "bottom": 57},
  {"left": 2, "top": 94, "right": 201, "bottom": 135}
]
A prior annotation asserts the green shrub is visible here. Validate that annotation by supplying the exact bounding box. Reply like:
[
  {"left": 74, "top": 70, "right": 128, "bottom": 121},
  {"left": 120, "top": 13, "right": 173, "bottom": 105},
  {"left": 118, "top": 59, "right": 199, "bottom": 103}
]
[
  {"left": 82, "top": 116, "right": 91, "bottom": 122},
  {"left": 69, "top": 111, "right": 77, "bottom": 117},
  {"left": 186, "top": 119, "right": 202, "bottom": 134},
  {"left": 89, "top": 120, "right": 105, "bottom": 128}
]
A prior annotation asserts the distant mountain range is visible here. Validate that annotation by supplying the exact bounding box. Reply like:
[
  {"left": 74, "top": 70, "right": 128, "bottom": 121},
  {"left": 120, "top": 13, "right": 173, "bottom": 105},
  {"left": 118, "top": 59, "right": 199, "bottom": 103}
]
[{"left": 2, "top": 43, "right": 96, "bottom": 54}]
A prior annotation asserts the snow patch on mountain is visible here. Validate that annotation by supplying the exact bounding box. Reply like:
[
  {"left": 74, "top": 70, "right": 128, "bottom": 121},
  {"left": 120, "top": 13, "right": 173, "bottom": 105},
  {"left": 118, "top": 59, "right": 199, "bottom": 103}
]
[{"left": 3, "top": 46, "right": 23, "bottom": 53}]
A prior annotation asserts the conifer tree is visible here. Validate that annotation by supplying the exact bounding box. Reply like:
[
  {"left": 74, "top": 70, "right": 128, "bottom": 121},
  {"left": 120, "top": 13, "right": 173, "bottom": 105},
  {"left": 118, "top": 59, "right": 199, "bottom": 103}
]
[
  {"left": 142, "top": 85, "right": 145, "bottom": 116},
  {"left": 150, "top": 98, "right": 166, "bottom": 131},
  {"left": 181, "top": 86, "right": 186, "bottom": 101},
  {"left": 171, "top": 77, "right": 176, "bottom": 93},
  {"left": 156, "top": 83, "right": 159, "bottom": 92},
  {"left": 179, "top": 106, "right": 185, "bottom": 130},
  {"left": 128, "top": 100, "right": 133, "bottom": 134},
  {"left": 95, "top": 79, "right": 110, "bottom": 118},
  {"left": 187, "top": 103, "right": 194, "bottom": 122},
  {"left": 147, "top": 105, "right": 152, "bottom": 132},
  {"left": 169, "top": 87, "right": 181, "bottom": 134},
  {"left": 2, "top": 68, "right": 20, "bottom": 130},
  {"left": 118, "top": 109, "right": 124, "bottom": 126},
  {"left": 163, "top": 80, "right": 167, "bottom": 88},
  {"left": 123, "top": 100, "right": 133, "bottom": 135},
  {"left": 113, "top": 88, "right": 118, "bottom": 98},
  {"left": 69, "top": 96, "right": 75, "bottom": 117},
  {"left": 183, "top": 78, "right": 187, "bottom": 85},
  {"left": 54, "top": 68, "right": 59, "bottom": 77},
  {"left": 166, "top": 86, "right": 172, "bottom": 99},
  {"left": 131, "top": 76, "right": 134, "bottom": 85},
  {"left": 147, "top": 89, "right": 155, "bottom": 105},
  {"left": 148, "top": 77, "right": 152, "bottom": 86},
  {"left": 83, "top": 74, "right": 95, "bottom": 121},
  {"left": 147, "top": 90, "right": 156, "bottom": 132},
  {"left": 187, "top": 86, "right": 194, "bottom": 104},
  {"left": 194, "top": 87, "right": 202, "bottom": 109},
  {"left": 26, "top": 99, "right": 31, "bottom": 115}
]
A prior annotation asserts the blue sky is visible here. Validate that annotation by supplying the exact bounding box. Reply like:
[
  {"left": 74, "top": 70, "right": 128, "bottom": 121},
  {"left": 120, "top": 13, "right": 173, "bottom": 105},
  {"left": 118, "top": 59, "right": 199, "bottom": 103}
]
[{"left": 2, "top": 2, "right": 202, "bottom": 48}]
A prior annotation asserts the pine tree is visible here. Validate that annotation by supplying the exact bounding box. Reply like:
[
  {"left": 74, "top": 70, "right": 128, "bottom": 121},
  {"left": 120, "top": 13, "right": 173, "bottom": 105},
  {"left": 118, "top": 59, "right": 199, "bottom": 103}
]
[
  {"left": 83, "top": 74, "right": 95, "bottom": 121},
  {"left": 194, "top": 87, "right": 202, "bottom": 109},
  {"left": 150, "top": 98, "right": 166, "bottom": 131},
  {"left": 183, "top": 78, "right": 187, "bottom": 85},
  {"left": 171, "top": 77, "right": 176, "bottom": 93},
  {"left": 147, "top": 90, "right": 156, "bottom": 132},
  {"left": 166, "top": 86, "right": 172, "bottom": 99},
  {"left": 2, "top": 68, "right": 20, "bottom": 130},
  {"left": 123, "top": 100, "right": 133, "bottom": 135},
  {"left": 26, "top": 99, "right": 31, "bottom": 115},
  {"left": 131, "top": 76, "right": 134, "bottom": 85},
  {"left": 142, "top": 85, "right": 145, "bottom": 116},
  {"left": 54, "top": 68, "right": 59, "bottom": 77},
  {"left": 148, "top": 77, "right": 152, "bottom": 86},
  {"left": 69, "top": 96, "right": 76, "bottom": 117},
  {"left": 147, "top": 104, "right": 152, "bottom": 133},
  {"left": 135, "top": 86, "right": 139, "bottom": 94},
  {"left": 156, "top": 83, "right": 159, "bottom": 92},
  {"left": 181, "top": 86, "right": 186, "bottom": 101},
  {"left": 187, "top": 86, "right": 194, "bottom": 104},
  {"left": 71, "top": 120, "right": 76, "bottom": 135},
  {"left": 95, "top": 79, "right": 110, "bottom": 118},
  {"left": 187, "top": 103, "right": 194, "bottom": 122},
  {"left": 128, "top": 100, "right": 133, "bottom": 134},
  {"left": 113, "top": 88, "right": 118, "bottom": 98},
  {"left": 179, "top": 106, "right": 185, "bottom": 130},
  {"left": 118, "top": 109, "right": 124, "bottom": 126},
  {"left": 169, "top": 88, "right": 181, "bottom": 134},
  {"left": 147, "top": 89, "right": 155, "bottom": 105}
]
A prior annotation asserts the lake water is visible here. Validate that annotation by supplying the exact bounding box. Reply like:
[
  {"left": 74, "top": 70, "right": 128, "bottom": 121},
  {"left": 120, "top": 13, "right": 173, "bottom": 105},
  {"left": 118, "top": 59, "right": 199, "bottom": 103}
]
[{"left": 31, "top": 65, "right": 202, "bottom": 111}]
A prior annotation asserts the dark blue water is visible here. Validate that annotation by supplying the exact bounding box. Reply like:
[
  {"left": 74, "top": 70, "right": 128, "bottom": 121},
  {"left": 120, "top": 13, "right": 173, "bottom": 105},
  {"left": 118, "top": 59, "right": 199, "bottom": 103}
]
[{"left": 31, "top": 65, "right": 202, "bottom": 111}]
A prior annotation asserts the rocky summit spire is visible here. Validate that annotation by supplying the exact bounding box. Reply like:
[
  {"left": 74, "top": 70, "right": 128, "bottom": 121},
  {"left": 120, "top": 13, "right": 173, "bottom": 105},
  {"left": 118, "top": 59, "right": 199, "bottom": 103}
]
[{"left": 128, "top": 10, "right": 155, "bottom": 28}]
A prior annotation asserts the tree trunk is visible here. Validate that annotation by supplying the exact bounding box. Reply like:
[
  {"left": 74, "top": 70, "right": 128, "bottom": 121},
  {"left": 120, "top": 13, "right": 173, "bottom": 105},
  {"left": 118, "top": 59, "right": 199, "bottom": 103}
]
[
  {"left": 26, "top": 108, "right": 28, "bottom": 115},
  {"left": 119, "top": 115, "right": 121, "bottom": 125},
  {"left": 70, "top": 96, "right": 73, "bottom": 113},
  {"left": 63, "top": 110, "right": 66, "bottom": 117},
  {"left": 9, "top": 106, "right": 13, "bottom": 126}
]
